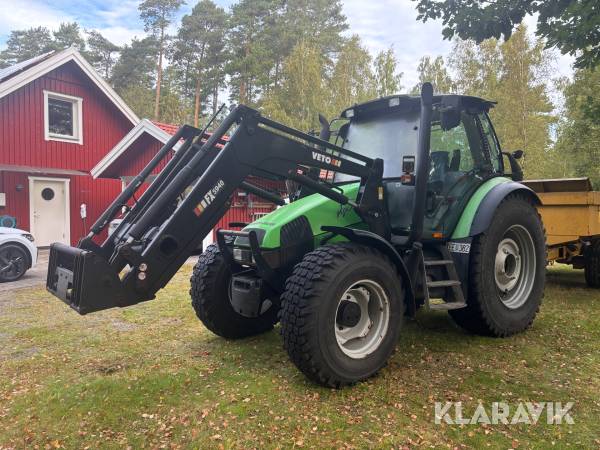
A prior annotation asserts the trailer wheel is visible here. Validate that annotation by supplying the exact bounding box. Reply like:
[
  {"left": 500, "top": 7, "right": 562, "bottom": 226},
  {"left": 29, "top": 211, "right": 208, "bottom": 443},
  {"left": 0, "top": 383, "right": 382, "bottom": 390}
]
[
  {"left": 280, "top": 244, "right": 405, "bottom": 387},
  {"left": 584, "top": 240, "right": 600, "bottom": 288},
  {"left": 190, "top": 244, "right": 278, "bottom": 339},
  {"left": 450, "top": 194, "right": 546, "bottom": 337}
]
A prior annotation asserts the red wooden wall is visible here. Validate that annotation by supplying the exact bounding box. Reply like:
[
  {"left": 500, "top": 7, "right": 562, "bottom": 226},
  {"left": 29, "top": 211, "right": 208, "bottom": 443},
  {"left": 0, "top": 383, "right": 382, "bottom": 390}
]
[{"left": 0, "top": 61, "right": 134, "bottom": 244}]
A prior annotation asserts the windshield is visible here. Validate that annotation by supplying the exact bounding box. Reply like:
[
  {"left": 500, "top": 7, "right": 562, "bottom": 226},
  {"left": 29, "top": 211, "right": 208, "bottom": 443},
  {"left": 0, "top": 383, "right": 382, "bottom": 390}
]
[{"left": 336, "top": 110, "right": 420, "bottom": 182}]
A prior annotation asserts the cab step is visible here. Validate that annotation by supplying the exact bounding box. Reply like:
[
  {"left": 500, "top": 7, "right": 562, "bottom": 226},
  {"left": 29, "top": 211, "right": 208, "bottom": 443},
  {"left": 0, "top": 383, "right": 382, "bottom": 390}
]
[
  {"left": 424, "top": 259, "right": 454, "bottom": 266},
  {"left": 422, "top": 246, "right": 466, "bottom": 311},
  {"left": 428, "top": 301, "right": 468, "bottom": 311},
  {"left": 427, "top": 280, "right": 461, "bottom": 288}
]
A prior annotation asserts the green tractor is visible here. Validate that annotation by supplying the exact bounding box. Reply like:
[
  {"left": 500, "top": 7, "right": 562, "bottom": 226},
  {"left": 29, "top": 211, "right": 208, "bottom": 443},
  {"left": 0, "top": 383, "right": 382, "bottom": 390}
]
[{"left": 47, "top": 83, "right": 545, "bottom": 387}]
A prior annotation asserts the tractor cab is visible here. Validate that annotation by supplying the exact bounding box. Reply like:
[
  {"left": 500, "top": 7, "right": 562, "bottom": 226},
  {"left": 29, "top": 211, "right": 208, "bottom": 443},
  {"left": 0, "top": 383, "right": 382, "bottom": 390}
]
[{"left": 335, "top": 94, "right": 502, "bottom": 242}]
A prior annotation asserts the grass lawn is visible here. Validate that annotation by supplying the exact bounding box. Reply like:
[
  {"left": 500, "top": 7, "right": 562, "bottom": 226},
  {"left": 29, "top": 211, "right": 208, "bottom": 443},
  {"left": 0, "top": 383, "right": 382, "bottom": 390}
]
[{"left": 1, "top": 264, "right": 599, "bottom": 449}]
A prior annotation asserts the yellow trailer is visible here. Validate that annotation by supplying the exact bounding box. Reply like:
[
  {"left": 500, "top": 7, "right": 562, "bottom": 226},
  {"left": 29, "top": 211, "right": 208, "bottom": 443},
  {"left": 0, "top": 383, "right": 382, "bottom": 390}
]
[{"left": 523, "top": 178, "right": 600, "bottom": 287}]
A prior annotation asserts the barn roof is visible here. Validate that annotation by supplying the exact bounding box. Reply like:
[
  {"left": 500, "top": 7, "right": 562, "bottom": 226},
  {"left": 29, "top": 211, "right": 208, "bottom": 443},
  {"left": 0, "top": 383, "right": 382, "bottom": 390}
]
[
  {"left": 91, "top": 119, "right": 181, "bottom": 179},
  {"left": 0, "top": 47, "right": 139, "bottom": 125},
  {"left": 151, "top": 121, "right": 180, "bottom": 136}
]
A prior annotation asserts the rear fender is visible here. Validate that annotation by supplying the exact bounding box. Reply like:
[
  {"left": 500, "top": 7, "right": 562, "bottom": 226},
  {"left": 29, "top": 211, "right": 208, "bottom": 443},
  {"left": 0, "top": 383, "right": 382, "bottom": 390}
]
[
  {"left": 321, "top": 226, "right": 415, "bottom": 315},
  {"left": 469, "top": 182, "right": 540, "bottom": 236}
]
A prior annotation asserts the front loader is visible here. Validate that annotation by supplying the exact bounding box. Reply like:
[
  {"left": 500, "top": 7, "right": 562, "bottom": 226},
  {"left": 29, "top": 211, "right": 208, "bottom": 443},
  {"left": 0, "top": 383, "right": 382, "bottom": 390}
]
[{"left": 47, "top": 84, "right": 546, "bottom": 387}]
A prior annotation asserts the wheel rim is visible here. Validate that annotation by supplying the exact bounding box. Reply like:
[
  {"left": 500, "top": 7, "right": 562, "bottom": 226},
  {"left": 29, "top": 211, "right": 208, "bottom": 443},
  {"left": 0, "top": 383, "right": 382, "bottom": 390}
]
[
  {"left": 334, "top": 279, "right": 390, "bottom": 359},
  {"left": 494, "top": 224, "right": 536, "bottom": 309},
  {"left": 0, "top": 246, "right": 26, "bottom": 281}
]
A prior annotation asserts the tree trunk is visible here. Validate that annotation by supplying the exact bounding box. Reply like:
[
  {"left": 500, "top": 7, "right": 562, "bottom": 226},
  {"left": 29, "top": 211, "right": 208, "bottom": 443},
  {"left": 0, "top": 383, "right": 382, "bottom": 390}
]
[
  {"left": 154, "top": 28, "right": 164, "bottom": 121},
  {"left": 212, "top": 82, "right": 218, "bottom": 115},
  {"left": 240, "top": 80, "right": 247, "bottom": 104},
  {"left": 194, "top": 77, "right": 201, "bottom": 128}
]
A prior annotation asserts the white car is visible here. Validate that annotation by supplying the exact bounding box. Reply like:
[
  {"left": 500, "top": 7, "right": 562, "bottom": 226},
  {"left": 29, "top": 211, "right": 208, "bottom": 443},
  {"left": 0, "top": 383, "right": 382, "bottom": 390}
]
[{"left": 0, "top": 227, "right": 37, "bottom": 282}]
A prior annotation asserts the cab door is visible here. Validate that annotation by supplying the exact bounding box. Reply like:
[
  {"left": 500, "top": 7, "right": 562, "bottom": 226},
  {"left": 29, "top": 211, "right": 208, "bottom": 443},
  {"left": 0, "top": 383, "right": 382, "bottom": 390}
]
[{"left": 423, "top": 111, "right": 501, "bottom": 239}]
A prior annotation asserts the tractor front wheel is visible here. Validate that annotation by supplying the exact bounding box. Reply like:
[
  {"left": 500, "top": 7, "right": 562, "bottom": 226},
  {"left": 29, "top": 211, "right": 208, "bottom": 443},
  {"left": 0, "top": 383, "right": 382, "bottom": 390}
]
[
  {"left": 280, "top": 244, "right": 405, "bottom": 387},
  {"left": 190, "top": 244, "right": 279, "bottom": 339},
  {"left": 450, "top": 194, "right": 546, "bottom": 337}
]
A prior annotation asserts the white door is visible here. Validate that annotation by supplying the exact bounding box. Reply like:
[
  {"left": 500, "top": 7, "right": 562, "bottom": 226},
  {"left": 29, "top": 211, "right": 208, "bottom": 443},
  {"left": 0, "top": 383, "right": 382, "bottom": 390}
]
[{"left": 30, "top": 178, "right": 70, "bottom": 246}]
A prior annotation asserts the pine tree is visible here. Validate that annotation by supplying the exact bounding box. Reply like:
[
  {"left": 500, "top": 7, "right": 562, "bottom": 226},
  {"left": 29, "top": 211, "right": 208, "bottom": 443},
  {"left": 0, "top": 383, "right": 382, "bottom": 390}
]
[
  {"left": 112, "top": 36, "right": 158, "bottom": 90},
  {"left": 171, "top": 0, "right": 227, "bottom": 126},
  {"left": 139, "top": 0, "right": 185, "bottom": 120},
  {"left": 0, "top": 27, "right": 53, "bottom": 67},
  {"left": 227, "top": 0, "right": 281, "bottom": 105},
  {"left": 52, "top": 22, "right": 86, "bottom": 52},
  {"left": 86, "top": 30, "right": 120, "bottom": 79}
]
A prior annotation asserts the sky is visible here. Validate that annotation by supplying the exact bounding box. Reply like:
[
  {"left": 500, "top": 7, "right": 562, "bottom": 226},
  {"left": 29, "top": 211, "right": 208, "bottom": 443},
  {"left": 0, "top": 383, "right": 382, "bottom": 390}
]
[{"left": 0, "top": 0, "right": 573, "bottom": 89}]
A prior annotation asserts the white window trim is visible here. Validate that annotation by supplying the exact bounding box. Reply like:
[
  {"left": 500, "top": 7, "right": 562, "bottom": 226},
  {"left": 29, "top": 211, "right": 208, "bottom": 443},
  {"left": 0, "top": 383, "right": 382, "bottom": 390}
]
[{"left": 43, "top": 90, "right": 83, "bottom": 145}]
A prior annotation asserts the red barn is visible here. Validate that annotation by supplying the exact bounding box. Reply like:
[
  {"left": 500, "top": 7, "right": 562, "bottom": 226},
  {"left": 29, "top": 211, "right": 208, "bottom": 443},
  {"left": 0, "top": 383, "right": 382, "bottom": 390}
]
[{"left": 0, "top": 48, "right": 138, "bottom": 246}]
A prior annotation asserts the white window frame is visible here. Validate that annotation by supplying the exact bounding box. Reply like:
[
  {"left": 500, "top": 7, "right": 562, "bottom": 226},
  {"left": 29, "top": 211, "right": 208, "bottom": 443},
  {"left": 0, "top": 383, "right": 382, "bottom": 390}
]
[{"left": 43, "top": 90, "right": 83, "bottom": 145}]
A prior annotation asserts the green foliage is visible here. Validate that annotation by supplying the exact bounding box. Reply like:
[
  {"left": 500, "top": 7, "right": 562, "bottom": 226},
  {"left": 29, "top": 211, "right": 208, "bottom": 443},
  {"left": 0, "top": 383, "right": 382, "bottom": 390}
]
[
  {"left": 171, "top": 0, "right": 228, "bottom": 123},
  {"left": 411, "top": 56, "right": 454, "bottom": 94},
  {"left": 328, "top": 35, "right": 376, "bottom": 116},
  {"left": 554, "top": 68, "right": 600, "bottom": 188},
  {"left": 111, "top": 36, "right": 159, "bottom": 91},
  {"left": 118, "top": 84, "right": 156, "bottom": 119},
  {"left": 85, "top": 30, "right": 120, "bottom": 79},
  {"left": 449, "top": 26, "right": 556, "bottom": 179},
  {"left": 412, "top": 0, "right": 599, "bottom": 69},
  {"left": 0, "top": 27, "right": 53, "bottom": 68},
  {"left": 374, "top": 47, "right": 403, "bottom": 97},
  {"left": 226, "top": 0, "right": 281, "bottom": 105},
  {"left": 139, "top": 0, "right": 186, "bottom": 38},
  {"left": 262, "top": 41, "right": 327, "bottom": 131},
  {"left": 52, "top": 22, "right": 86, "bottom": 52}
]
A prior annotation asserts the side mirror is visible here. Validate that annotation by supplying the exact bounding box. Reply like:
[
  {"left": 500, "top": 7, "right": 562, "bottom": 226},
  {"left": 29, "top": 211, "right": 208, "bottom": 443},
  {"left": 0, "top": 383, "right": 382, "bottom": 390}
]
[
  {"left": 502, "top": 151, "right": 524, "bottom": 182},
  {"left": 338, "top": 123, "right": 350, "bottom": 141},
  {"left": 318, "top": 113, "right": 331, "bottom": 142},
  {"left": 512, "top": 150, "right": 524, "bottom": 160}
]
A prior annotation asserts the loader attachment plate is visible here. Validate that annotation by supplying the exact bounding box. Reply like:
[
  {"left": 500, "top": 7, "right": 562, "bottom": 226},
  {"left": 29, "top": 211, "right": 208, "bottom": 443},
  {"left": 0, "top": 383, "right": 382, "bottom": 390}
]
[{"left": 46, "top": 243, "right": 144, "bottom": 315}]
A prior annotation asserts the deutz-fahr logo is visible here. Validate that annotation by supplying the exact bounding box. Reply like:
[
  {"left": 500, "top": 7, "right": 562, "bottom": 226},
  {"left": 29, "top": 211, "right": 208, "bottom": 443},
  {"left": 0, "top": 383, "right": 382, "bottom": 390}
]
[
  {"left": 312, "top": 151, "right": 342, "bottom": 168},
  {"left": 193, "top": 179, "right": 225, "bottom": 216}
]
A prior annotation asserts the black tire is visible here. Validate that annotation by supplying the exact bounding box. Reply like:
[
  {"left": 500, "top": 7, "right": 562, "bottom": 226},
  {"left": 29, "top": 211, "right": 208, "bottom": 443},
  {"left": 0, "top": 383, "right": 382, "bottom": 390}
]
[
  {"left": 280, "top": 243, "right": 405, "bottom": 387},
  {"left": 190, "top": 244, "right": 279, "bottom": 339},
  {"left": 0, "top": 243, "right": 29, "bottom": 282},
  {"left": 584, "top": 240, "right": 600, "bottom": 288},
  {"left": 449, "top": 194, "right": 546, "bottom": 337}
]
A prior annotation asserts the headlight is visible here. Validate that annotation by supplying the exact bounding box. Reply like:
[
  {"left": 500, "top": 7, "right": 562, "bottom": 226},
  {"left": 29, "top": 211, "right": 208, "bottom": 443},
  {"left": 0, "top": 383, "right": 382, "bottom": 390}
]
[
  {"left": 23, "top": 234, "right": 35, "bottom": 242},
  {"left": 233, "top": 247, "right": 253, "bottom": 264}
]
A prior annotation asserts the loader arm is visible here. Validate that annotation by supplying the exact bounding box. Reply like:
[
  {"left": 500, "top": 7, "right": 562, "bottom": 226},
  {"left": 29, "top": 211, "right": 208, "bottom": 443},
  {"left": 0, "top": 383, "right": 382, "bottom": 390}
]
[{"left": 47, "top": 105, "right": 388, "bottom": 314}]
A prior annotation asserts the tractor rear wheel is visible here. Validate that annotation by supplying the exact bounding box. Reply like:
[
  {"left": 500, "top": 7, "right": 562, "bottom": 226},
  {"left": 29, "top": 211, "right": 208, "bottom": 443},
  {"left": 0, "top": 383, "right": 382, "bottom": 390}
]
[
  {"left": 190, "top": 244, "right": 279, "bottom": 339},
  {"left": 280, "top": 243, "right": 405, "bottom": 387},
  {"left": 584, "top": 240, "right": 600, "bottom": 288},
  {"left": 450, "top": 194, "right": 546, "bottom": 337}
]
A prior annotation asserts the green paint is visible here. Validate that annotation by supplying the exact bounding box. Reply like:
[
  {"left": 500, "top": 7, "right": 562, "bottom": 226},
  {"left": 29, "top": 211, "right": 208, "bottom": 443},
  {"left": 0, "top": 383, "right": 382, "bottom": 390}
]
[
  {"left": 451, "top": 177, "right": 510, "bottom": 239},
  {"left": 243, "top": 183, "right": 363, "bottom": 249}
]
